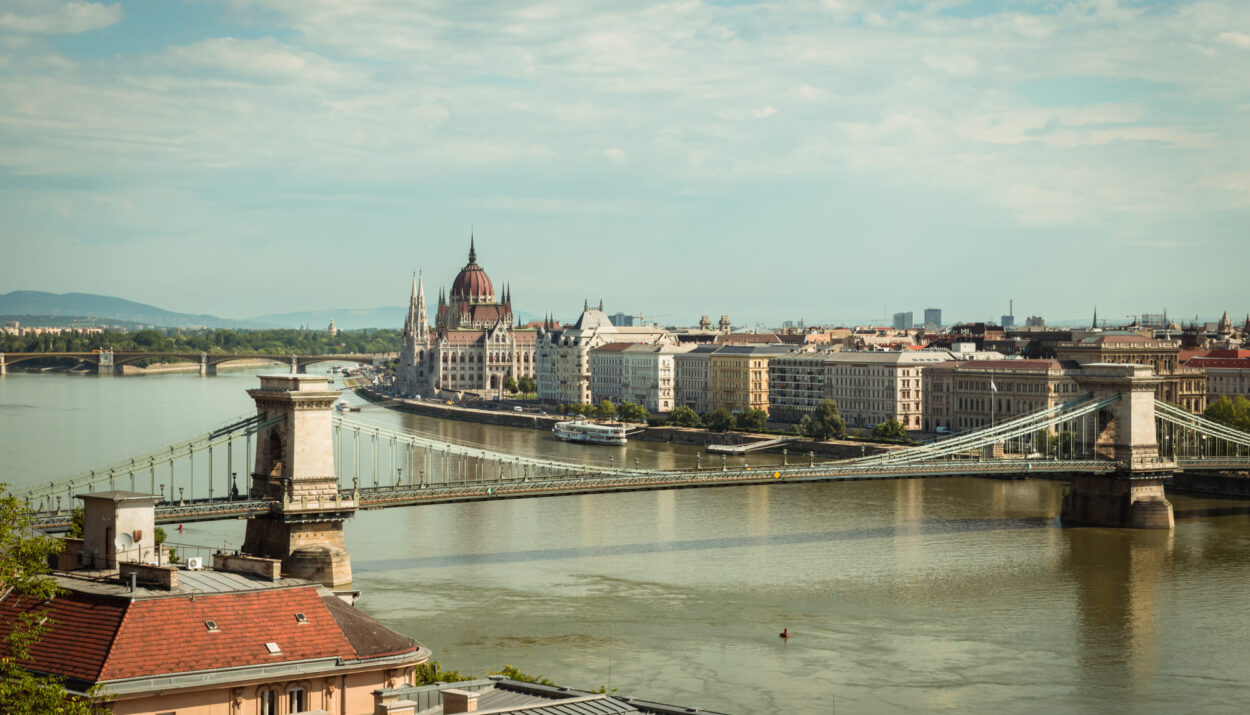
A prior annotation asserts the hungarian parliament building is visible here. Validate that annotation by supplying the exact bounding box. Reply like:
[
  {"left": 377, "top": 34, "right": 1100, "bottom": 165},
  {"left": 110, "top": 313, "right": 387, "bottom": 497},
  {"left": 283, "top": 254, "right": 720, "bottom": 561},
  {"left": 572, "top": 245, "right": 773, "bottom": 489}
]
[{"left": 396, "top": 237, "right": 538, "bottom": 396}]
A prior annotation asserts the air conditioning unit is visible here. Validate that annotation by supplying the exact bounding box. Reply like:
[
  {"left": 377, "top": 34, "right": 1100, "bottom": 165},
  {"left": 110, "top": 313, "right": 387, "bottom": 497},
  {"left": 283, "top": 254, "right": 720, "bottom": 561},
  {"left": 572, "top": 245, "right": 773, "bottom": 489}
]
[{"left": 186, "top": 557, "right": 204, "bottom": 571}]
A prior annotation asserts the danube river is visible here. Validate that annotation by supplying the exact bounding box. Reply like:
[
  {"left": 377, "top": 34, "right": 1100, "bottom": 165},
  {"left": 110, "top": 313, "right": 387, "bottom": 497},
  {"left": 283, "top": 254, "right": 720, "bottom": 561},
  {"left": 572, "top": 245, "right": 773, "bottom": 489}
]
[{"left": 3, "top": 369, "right": 1250, "bottom": 713}]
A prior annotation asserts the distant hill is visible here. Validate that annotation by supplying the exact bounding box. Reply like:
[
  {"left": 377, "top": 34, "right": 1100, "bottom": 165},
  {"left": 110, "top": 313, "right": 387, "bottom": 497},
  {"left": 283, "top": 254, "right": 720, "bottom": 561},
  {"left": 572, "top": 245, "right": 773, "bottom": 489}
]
[
  {"left": 0, "top": 291, "right": 546, "bottom": 331},
  {"left": 248, "top": 308, "right": 546, "bottom": 330},
  {"left": 0, "top": 291, "right": 263, "bottom": 329}
]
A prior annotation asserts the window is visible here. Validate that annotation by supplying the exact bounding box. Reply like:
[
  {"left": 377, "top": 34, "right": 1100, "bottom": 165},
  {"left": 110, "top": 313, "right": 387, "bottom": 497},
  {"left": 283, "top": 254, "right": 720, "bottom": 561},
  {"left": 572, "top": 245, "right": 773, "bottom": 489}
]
[
  {"left": 288, "top": 687, "right": 306, "bottom": 713},
  {"left": 259, "top": 688, "right": 278, "bottom": 715}
]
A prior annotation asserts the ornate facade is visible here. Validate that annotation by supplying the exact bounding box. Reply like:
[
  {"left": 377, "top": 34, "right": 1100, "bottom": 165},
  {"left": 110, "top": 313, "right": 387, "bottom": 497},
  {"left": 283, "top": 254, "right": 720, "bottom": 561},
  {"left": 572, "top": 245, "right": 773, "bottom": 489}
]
[{"left": 396, "top": 237, "right": 536, "bottom": 396}]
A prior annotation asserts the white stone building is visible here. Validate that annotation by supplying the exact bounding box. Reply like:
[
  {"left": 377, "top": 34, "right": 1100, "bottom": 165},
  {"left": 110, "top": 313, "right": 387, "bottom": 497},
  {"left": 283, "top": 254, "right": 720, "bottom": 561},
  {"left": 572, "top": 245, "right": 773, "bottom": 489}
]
[{"left": 537, "top": 305, "right": 676, "bottom": 405}]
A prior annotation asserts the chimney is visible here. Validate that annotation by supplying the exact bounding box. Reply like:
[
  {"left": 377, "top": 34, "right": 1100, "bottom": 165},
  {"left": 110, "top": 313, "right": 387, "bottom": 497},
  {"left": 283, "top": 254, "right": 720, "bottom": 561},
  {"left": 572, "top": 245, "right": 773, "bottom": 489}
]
[
  {"left": 76, "top": 492, "right": 160, "bottom": 569},
  {"left": 442, "top": 689, "right": 479, "bottom": 714}
]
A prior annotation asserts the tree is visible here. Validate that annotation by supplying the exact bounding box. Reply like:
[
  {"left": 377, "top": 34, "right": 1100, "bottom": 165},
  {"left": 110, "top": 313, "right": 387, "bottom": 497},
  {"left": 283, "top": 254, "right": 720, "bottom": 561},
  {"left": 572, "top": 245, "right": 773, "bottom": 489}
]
[
  {"left": 1205, "top": 395, "right": 1250, "bottom": 432},
  {"left": 669, "top": 406, "right": 702, "bottom": 428},
  {"left": 735, "top": 408, "right": 768, "bottom": 432},
  {"left": 617, "top": 401, "right": 649, "bottom": 424},
  {"left": 517, "top": 376, "right": 537, "bottom": 395},
  {"left": 704, "top": 408, "right": 734, "bottom": 432},
  {"left": 503, "top": 376, "right": 519, "bottom": 394},
  {"left": 491, "top": 665, "right": 555, "bottom": 686},
  {"left": 802, "top": 400, "right": 846, "bottom": 440},
  {"left": 594, "top": 399, "right": 617, "bottom": 420},
  {"left": 871, "top": 418, "right": 908, "bottom": 441},
  {"left": 0, "top": 487, "right": 109, "bottom": 713}
]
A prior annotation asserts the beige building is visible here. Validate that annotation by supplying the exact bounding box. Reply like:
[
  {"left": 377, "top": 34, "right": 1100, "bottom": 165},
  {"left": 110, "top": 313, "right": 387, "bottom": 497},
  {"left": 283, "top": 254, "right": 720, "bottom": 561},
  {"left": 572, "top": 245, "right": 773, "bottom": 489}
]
[
  {"left": 1183, "top": 350, "right": 1250, "bottom": 401},
  {"left": 923, "top": 359, "right": 1083, "bottom": 433},
  {"left": 589, "top": 343, "right": 689, "bottom": 412},
  {"left": 824, "top": 351, "right": 954, "bottom": 430},
  {"left": 674, "top": 345, "right": 718, "bottom": 413},
  {"left": 537, "top": 305, "right": 675, "bottom": 405},
  {"left": 1054, "top": 334, "right": 1206, "bottom": 413}
]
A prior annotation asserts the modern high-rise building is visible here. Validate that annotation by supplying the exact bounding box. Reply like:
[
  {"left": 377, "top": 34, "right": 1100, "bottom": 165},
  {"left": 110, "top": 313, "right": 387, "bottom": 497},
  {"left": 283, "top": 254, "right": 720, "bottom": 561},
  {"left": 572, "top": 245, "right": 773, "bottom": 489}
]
[
  {"left": 608, "top": 312, "right": 635, "bottom": 327},
  {"left": 923, "top": 308, "right": 942, "bottom": 329},
  {"left": 892, "top": 311, "right": 914, "bottom": 330}
]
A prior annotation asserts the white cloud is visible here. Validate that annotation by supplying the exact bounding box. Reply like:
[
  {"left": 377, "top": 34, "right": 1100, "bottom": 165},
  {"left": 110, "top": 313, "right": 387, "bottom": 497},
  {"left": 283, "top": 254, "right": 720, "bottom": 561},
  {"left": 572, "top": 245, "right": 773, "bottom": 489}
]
[
  {"left": 163, "top": 37, "right": 362, "bottom": 85},
  {"left": 1216, "top": 31, "right": 1250, "bottom": 48},
  {"left": 602, "top": 147, "right": 628, "bottom": 164},
  {"left": 0, "top": 1, "right": 121, "bottom": 34},
  {"left": 921, "top": 53, "right": 977, "bottom": 77}
]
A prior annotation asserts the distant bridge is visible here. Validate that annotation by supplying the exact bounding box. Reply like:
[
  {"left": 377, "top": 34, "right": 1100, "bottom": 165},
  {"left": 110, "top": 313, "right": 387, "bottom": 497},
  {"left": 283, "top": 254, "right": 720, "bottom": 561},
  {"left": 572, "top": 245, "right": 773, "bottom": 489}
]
[{"left": 0, "top": 349, "right": 396, "bottom": 375}]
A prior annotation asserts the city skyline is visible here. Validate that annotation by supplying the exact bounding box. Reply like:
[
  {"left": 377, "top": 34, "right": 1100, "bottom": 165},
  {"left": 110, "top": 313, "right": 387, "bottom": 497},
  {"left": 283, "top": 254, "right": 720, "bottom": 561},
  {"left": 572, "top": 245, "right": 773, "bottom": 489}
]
[{"left": 3, "top": 1, "right": 1248, "bottom": 324}]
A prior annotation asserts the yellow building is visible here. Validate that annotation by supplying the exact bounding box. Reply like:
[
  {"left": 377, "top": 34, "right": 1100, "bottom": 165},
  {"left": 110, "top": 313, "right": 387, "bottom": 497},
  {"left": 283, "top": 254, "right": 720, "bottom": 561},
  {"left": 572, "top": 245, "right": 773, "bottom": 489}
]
[{"left": 708, "top": 346, "right": 790, "bottom": 415}]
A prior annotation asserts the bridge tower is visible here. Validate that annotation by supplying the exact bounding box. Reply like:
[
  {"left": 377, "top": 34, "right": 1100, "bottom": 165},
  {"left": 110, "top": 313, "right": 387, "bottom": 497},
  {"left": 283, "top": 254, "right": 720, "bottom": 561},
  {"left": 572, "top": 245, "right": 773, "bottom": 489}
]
[
  {"left": 241, "top": 374, "right": 357, "bottom": 586},
  {"left": 1064, "top": 364, "right": 1174, "bottom": 529}
]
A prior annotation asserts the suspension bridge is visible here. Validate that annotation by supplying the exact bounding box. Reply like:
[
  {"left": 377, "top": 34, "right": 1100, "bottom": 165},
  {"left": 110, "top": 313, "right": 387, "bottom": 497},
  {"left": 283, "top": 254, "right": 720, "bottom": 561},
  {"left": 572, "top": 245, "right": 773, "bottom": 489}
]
[{"left": 12, "top": 364, "right": 1250, "bottom": 586}]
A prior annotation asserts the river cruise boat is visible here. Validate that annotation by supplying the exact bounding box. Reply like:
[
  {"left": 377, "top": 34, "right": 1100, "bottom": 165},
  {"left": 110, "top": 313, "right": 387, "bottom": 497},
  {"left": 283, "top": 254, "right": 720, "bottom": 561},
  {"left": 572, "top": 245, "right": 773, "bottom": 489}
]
[{"left": 552, "top": 418, "right": 628, "bottom": 446}]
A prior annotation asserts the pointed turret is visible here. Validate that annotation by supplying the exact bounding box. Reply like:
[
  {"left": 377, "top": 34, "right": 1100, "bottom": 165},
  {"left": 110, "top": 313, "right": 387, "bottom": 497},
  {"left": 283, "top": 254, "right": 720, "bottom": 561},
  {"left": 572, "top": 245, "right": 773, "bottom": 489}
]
[
  {"left": 468, "top": 230, "right": 477, "bottom": 264},
  {"left": 584, "top": 298, "right": 589, "bottom": 312},
  {"left": 598, "top": 299, "right": 604, "bottom": 312},
  {"left": 1092, "top": 305, "right": 1098, "bottom": 329},
  {"left": 414, "top": 272, "right": 428, "bottom": 340}
]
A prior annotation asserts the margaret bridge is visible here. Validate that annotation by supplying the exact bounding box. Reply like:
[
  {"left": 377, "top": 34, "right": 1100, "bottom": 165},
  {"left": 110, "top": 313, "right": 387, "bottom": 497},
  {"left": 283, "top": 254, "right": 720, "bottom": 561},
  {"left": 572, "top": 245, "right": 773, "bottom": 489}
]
[
  {"left": 0, "top": 349, "right": 396, "bottom": 375},
  {"left": 14, "top": 364, "right": 1250, "bottom": 586}
]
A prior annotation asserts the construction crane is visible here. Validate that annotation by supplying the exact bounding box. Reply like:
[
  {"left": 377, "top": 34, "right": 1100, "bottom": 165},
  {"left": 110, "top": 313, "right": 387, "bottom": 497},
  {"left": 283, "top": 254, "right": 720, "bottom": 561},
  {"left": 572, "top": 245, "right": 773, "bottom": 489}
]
[{"left": 633, "top": 313, "right": 671, "bottom": 327}]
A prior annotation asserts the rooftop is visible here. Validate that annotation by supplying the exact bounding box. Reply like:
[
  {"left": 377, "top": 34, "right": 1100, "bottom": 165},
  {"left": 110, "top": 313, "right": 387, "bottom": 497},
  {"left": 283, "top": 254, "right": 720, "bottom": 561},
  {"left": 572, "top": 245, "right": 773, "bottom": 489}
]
[{"left": 380, "top": 677, "right": 730, "bottom": 715}]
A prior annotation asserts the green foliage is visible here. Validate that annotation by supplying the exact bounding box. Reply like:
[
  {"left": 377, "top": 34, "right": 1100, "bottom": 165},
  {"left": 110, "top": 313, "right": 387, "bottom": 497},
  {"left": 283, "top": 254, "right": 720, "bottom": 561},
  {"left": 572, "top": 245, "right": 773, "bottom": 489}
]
[
  {"left": 871, "top": 418, "right": 908, "bottom": 441},
  {"left": 491, "top": 665, "right": 555, "bottom": 686},
  {"left": 594, "top": 399, "right": 617, "bottom": 420},
  {"left": 617, "top": 401, "right": 650, "bottom": 424},
  {"left": 411, "top": 661, "right": 474, "bottom": 686},
  {"left": 0, "top": 327, "right": 401, "bottom": 359},
  {"left": 669, "top": 406, "right": 702, "bottom": 428},
  {"left": 517, "top": 376, "right": 537, "bottom": 395},
  {"left": 67, "top": 507, "right": 84, "bottom": 539},
  {"left": 735, "top": 408, "right": 768, "bottom": 432},
  {"left": 0, "top": 486, "right": 110, "bottom": 714},
  {"left": 556, "top": 403, "right": 568, "bottom": 414},
  {"left": 153, "top": 527, "right": 167, "bottom": 545},
  {"left": 1205, "top": 395, "right": 1250, "bottom": 432},
  {"left": 503, "top": 376, "right": 519, "bottom": 393},
  {"left": 704, "top": 408, "right": 734, "bottom": 432},
  {"left": 800, "top": 400, "right": 846, "bottom": 440}
]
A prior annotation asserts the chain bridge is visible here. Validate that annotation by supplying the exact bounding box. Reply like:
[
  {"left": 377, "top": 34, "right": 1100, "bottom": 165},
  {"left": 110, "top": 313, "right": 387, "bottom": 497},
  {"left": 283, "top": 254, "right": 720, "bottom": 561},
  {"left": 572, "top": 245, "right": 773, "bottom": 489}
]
[{"left": 14, "top": 365, "right": 1250, "bottom": 586}]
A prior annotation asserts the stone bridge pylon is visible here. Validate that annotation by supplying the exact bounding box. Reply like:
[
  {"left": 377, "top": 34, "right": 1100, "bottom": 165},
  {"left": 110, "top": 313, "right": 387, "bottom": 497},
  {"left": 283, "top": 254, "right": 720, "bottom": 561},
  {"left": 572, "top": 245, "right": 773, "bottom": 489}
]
[
  {"left": 240, "top": 374, "right": 357, "bottom": 585},
  {"left": 1063, "top": 364, "right": 1174, "bottom": 529}
]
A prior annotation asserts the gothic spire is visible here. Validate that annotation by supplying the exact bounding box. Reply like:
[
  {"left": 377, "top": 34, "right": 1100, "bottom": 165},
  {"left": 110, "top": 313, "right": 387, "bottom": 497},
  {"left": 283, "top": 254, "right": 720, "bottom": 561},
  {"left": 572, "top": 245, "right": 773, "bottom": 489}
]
[
  {"left": 1092, "top": 305, "right": 1097, "bottom": 329},
  {"left": 469, "top": 228, "right": 477, "bottom": 264},
  {"left": 598, "top": 299, "right": 604, "bottom": 312},
  {"left": 584, "top": 298, "right": 589, "bottom": 312}
]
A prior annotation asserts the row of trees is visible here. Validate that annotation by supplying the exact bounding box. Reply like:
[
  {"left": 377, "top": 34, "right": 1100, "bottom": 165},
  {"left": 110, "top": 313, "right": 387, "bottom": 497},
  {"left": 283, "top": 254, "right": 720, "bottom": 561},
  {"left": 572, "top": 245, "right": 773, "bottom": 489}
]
[
  {"left": 502, "top": 376, "right": 538, "bottom": 395},
  {"left": 1, "top": 327, "right": 401, "bottom": 357},
  {"left": 556, "top": 400, "right": 652, "bottom": 424}
]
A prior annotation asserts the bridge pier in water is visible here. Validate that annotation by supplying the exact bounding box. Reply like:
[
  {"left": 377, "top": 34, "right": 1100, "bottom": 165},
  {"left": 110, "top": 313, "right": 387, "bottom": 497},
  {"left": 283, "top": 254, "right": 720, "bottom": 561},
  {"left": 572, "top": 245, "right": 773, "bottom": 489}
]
[
  {"left": 199, "top": 352, "right": 216, "bottom": 376},
  {"left": 241, "top": 374, "right": 357, "bottom": 586},
  {"left": 96, "top": 349, "right": 115, "bottom": 376},
  {"left": 0, "top": 353, "right": 5, "bottom": 376},
  {"left": 1062, "top": 364, "right": 1174, "bottom": 529}
]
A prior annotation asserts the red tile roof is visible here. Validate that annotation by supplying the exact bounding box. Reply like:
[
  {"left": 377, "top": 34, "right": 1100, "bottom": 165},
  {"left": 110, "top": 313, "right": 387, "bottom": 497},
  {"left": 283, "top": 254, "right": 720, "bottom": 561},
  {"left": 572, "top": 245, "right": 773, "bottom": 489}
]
[
  {"left": 0, "top": 592, "right": 126, "bottom": 682},
  {"left": 0, "top": 583, "right": 419, "bottom": 684},
  {"left": 101, "top": 586, "right": 356, "bottom": 680}
]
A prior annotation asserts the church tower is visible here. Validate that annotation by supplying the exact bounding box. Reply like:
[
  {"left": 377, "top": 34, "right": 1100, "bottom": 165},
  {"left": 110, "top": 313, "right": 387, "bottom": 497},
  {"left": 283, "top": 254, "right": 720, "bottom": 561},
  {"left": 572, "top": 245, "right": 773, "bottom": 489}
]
[{"left": 398, "top": 272, "right": 430, "bottom": 395}]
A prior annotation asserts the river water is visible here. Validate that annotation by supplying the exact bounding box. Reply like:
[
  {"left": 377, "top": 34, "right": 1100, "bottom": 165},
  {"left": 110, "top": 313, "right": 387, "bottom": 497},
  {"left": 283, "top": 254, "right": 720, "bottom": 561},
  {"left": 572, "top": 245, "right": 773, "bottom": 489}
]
[{"left": 3, "top": 369, "right": 1250, "bottom": 714}]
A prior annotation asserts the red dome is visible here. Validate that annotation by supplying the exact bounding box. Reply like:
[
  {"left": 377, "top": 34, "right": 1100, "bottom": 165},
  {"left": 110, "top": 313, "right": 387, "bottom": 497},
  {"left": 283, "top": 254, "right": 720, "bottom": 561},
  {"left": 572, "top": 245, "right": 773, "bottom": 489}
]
[{"left": 451, "top": 263, "right": 493, "bottom": 302}]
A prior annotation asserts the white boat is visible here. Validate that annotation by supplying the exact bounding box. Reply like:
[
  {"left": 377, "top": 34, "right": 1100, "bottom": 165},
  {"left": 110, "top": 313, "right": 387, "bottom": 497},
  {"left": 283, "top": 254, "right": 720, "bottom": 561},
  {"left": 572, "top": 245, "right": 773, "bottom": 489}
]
[
  {"left": 334, "top": 400, "right": 361, "bottom": 412},
  {"left": 552, "top": 418, "right": 628, "bottom": 446}
]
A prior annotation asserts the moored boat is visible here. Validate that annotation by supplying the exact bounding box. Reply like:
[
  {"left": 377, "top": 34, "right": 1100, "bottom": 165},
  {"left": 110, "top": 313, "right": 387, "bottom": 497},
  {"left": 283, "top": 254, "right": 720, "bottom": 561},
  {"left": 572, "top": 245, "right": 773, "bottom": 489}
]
[{"left": 552, "top": 418, "right": 628, "bottom": 445}]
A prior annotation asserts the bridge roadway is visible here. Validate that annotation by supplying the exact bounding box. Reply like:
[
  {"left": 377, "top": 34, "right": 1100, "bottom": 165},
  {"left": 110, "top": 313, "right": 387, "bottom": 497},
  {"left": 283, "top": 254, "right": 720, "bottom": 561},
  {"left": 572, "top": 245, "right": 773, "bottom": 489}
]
[
  {"left": 0, "top": 350, "right": 395, "bottom": 371},
  {"left": 30, "top": 457, "right": 1146, "bottom": 532}
]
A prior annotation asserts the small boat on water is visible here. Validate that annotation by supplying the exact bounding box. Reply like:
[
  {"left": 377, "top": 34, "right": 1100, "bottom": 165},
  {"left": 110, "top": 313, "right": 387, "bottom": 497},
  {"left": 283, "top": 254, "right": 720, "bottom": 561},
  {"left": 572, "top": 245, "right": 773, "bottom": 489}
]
[
  {"left": 335, "top": 400, "right": 361, "bottom": 412},
  {"left": 552, "top": 418, "right": 628, "bottom": 446}
]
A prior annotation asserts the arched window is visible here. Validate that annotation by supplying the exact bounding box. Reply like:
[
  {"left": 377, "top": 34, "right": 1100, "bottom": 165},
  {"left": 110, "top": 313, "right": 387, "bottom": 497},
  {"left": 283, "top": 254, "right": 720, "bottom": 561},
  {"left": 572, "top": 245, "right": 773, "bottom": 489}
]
[{"left": 258, "top": 687, "right": 278, "bottom": 715}]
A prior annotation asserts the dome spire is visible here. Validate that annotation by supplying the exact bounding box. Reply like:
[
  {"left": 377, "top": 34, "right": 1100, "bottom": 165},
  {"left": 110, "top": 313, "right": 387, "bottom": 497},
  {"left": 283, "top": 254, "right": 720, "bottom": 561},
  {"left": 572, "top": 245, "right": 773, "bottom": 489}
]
[{"left": 469, "top": 228, "right": 477, "bottom": 264}]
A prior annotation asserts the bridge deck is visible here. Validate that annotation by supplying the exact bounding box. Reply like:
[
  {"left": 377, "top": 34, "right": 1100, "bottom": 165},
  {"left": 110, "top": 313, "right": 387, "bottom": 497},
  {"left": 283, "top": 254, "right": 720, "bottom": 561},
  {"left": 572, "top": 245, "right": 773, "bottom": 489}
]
[{"left": 29, "top": 458, "right": 1124, "bottom": 532}]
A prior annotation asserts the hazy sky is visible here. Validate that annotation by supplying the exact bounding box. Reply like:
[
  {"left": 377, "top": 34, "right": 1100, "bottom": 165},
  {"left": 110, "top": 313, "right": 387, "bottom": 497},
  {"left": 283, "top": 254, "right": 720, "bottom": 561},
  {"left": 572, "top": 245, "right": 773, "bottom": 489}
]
[{"left": 2, "top": 0, "right": 1248, "bottom": 326}]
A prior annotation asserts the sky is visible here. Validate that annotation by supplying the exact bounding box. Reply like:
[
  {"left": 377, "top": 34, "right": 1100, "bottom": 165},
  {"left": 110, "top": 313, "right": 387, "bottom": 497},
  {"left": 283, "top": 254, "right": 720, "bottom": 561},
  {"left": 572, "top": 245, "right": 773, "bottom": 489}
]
[{"left": 1, "top": 0, "right": 1248, "bottom": 327}]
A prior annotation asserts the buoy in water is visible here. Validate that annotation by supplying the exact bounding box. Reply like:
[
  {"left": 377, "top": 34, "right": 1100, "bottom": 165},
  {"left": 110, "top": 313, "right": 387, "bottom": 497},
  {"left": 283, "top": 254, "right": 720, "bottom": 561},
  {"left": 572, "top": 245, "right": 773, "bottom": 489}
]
[{"left": 779, "top": 628, "right": 790, "bottom": 639}]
